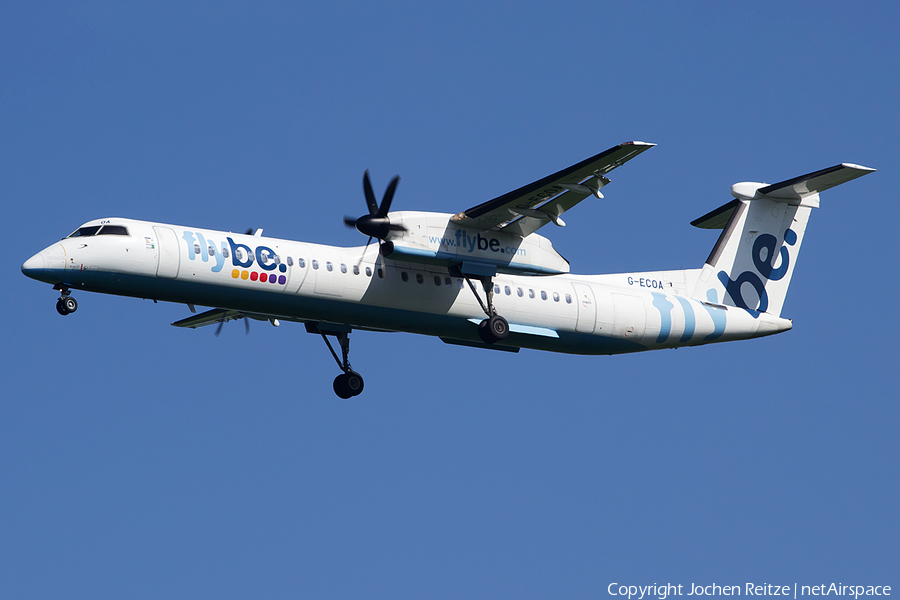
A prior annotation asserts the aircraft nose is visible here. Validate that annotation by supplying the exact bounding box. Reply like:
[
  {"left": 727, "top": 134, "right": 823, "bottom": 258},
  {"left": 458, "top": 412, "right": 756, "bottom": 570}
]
[{"left": 21, "top": 252, "right": 46, "bottom": 279}]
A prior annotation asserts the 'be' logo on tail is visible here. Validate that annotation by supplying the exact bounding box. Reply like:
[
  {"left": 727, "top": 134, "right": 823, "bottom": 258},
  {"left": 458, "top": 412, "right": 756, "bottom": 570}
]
[{"left": 717, "top": 229, "right": 797, "bottom": 313}]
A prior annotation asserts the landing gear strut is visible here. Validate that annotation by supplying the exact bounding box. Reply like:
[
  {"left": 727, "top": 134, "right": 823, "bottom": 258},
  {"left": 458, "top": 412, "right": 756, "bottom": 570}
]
[
  {"left": 307, "top": 323, "right": 365, "bottom": 399},
  {"left": 55, "top": 286, "right": 77, "bottom": 316},
  {"left": 460, "top": 273, "right": 509, "bottom": 345}
]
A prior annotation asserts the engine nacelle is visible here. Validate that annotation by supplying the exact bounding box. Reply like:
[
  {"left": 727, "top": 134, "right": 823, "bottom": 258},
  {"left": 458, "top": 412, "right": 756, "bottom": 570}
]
[{"left": 381, "top": 211, "right": 570, "bottom": 276}]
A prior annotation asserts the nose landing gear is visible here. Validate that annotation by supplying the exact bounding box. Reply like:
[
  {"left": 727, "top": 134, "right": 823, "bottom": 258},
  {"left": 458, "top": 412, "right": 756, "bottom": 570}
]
[{"left": 55, "top": 287, "right": 78, "bottom": 316}]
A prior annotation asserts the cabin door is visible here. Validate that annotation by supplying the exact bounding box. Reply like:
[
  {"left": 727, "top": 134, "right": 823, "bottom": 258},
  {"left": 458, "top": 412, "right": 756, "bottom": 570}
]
[
  {"left": 153, "top": 226, "right": 180, "bottom": 278},
  {"left": 571, "top": 282, "right": 596, "bottom": 334}
]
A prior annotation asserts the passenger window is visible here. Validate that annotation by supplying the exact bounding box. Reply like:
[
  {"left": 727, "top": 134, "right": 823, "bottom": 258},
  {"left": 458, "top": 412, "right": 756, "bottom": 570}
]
[
  {"left": 504, "top": 286, "right": 511, "bottom": 295},
  {"left": 222, "top": 246, "right": 229, "bottom": 258},
  {"left": 340, "top": 263, "right": 347, "bottom": 274},
  {"left": 445, "top": 277, "right": 452, "bottom": 287},
  {"left": 287, "top": 256, "right": 293, "bottom": 267},
  {"left": 494, "top": 284, "right": 500, "bottom": 295},
  {"left": 457, "top": 279, "right": 464, "bottom": 289},
  {"left": 401, "top": 272, "right": 408, "bottom": 282},
  {"left": 416, "top": 273, "right": 424, "bottom": 284},
  {"left": 353, "top": 265, "right": 359, "bottom": 275},
  {"left": 274, "top": 255, "right": 281, "bottom": 265},
  {"left": 553, "top": 292, "right": 560, "bottom": 302},
  {"left": 208, "top": 245, "right": 215, "bottom": 257},
  {"left": 529, "top": 289, "right": 535, "bottom": 299},
  {"left": 434, "top": 275, "right": 441, "bottom": 286},
  {"left": 312, "top": 260, "right": 319, "bottom": 270},
  {"left": 541, "top": 291, "right": 547, "bottom": 301},
  {"left": 377, "top": 268, "right": 384, "bottom": 279},
  {"left": 366, "top": 267, "right": 372, "bottom": 277},
  {"left": 97, "top": 225, "right": 129, "bottom": 235},
  {"left": 299, "top": 258, "right": 306, "bottom": 268},
  {"left": 194, "top": 243, "right": 201, "bottom": 254},
  {"left": 566, "top": 294, "right": 572, "bottom": 304},
  {"left": 517, "top": 287, "right": 523, "bottom": 297},
  {"left": 326, "top": 262, "right": 333, "bottom": 272}
]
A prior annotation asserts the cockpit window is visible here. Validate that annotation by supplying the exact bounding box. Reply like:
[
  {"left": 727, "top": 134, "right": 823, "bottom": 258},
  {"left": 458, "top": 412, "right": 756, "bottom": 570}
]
[
  {"left": 68, "top": 226, "right": 102, "bottom": 238},
  {"left": 97, "top": 225, "right": 129, "bottom": 236}
]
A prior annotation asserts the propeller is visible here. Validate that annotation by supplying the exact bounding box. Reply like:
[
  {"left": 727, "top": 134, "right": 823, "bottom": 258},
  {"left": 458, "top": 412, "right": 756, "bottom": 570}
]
[
  {"left": 214, "top": 313, "right": 250, "bottom": 337},
  {"left": 344, "top": 171, "right": 406, "bottom": 252}
]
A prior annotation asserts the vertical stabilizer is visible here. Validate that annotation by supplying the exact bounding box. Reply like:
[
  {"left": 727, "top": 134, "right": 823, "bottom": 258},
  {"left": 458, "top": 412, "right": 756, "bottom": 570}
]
[{"left": 690, "top": 163, "right": 874, "bottom": 317}]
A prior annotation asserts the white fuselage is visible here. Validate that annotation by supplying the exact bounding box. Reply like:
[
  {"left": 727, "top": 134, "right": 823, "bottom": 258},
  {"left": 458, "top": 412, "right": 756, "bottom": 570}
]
[{"left": 22, "top": 217, "right": 791, "bottom": 354}]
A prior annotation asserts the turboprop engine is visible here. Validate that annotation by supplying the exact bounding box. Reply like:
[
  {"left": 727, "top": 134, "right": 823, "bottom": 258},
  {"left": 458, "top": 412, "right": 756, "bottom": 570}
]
[{"left": 378, "top": 212, "right": 570, "bottom": 277}]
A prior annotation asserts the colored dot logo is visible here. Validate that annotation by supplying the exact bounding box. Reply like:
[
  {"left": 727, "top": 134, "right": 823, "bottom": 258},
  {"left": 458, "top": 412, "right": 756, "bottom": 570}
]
[{"left": 231, "top": 269, "right": 286, "bottom": 285}]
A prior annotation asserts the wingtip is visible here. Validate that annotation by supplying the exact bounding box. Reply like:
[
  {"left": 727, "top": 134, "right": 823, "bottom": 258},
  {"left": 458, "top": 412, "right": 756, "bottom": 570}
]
[
  {"left": 623, "top": 140, "right": 656, "bottom": 147},
  {"left": 841, "top": 162, "right": 876, "bottom": 173}
]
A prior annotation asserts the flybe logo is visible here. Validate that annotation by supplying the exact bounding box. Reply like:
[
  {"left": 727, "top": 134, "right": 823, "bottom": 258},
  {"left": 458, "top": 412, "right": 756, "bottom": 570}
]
[
  {"left": 181, "top": 230, "right": 288, "bottom": 285},
  {"left": 717, "top": 229, "right": 796, "bottom": 313},
  {"left": 427, "top": 229, "right": 526, "bottom": 257}
]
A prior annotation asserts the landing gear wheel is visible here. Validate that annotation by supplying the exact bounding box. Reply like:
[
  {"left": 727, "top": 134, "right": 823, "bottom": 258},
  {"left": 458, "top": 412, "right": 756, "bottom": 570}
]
[
  {"left": 489, "top": 315, "right": 509, "bottom": 340},
  {"left": 477, "top": 319, "right": 491, "bottom": 343},
  {"left": 56, "top": 296, "right": 77, "bottom": 315},
  {"left": 344, "top": 371, "right": 364, "bottom": 396},
  {"left": 333, "top": 371, "right": 365, "bottom": 399},
  {"left": 478, "top": 315, "right": 509, "bottom": 344},
  {"left": 62, "top": 296, "right": 78, "bottom": 314},
  {"left": 333, "top": 374, "right": 353, "bottom": 399}
]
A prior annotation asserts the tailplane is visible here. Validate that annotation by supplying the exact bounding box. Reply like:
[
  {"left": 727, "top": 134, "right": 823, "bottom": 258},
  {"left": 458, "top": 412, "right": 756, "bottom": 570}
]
[{"left": 690, "top": 163, "right": 874, "bottom": 316}]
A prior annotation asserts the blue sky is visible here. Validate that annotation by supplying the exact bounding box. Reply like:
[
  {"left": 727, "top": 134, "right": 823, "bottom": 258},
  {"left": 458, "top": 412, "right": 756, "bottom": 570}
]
[{"left": 2, "top": 1, "right": 897, "bottom": 598}]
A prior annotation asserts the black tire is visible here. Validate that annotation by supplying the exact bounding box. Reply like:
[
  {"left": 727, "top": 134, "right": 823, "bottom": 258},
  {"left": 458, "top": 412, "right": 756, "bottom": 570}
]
[
  {"left": 62, "top": 296, "right": 78, "bottom": 314},
  {"left": 477, "top": 319, "right": 494, "bottom": 344},
  {"left": 345, "top": 371, "right": 364, "bottom": 396},
  {"left": 56, "top": 299, "right": 68, "bottom": 315},
  {"left": 488, "top": 315, "right": 508, "bottom": 340},
  {"left": 333, "top": 374, "right": 353, "bottom": 399}
]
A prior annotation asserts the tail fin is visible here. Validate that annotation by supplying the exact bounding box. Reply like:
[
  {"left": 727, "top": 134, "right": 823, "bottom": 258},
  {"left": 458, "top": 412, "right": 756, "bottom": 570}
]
[{"left": 690, "top": 163, "right": 874, "bottom": 316}]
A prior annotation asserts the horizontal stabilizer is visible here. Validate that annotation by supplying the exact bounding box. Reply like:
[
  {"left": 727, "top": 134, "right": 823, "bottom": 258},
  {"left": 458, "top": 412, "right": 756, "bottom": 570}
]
[
  {"left": 759, "top": 163, "right": 875, "bottom": 200},
  {"left": 692, "top": 163, "right": 875, "bottom": 229},
  {"left": 691, "top": 199, "right": 740, "bottom": 230}
]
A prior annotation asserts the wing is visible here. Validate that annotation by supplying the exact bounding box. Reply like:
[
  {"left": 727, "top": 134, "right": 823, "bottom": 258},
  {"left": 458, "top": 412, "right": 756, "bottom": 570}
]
[
  {"left": 451, "top": 141, "right": 655, "bottom": 236},
  {"left": 172, "top": 308, "right": 247, "bottom": 329}
]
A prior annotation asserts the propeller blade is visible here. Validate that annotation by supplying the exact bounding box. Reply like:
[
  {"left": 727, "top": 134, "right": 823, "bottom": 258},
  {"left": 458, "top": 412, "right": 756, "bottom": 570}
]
[
  {"left": 377, "top": 175, "right": 401, "bottom": 217},
  {"left": 343, "top": 215, "right": 359, "bottom": 228},
  {"left": 387, "top": 223, "right": 407, "bottom": 232},
  {"left": 363, "top": 171, "right": 379, "bottom": 216},
  {"left": 215, "top": 319, "right": 224, "bottom": 337},
  {"left": 244, "top": 315, "right": 250, "bottom": 335},
  {"left": 356, "top": 236, "right": 373, "bottom": 268}
]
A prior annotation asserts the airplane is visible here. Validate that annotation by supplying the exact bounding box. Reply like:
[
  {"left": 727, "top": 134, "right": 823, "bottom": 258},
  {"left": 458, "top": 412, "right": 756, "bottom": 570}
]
[{"left": 21, "top": 142, "right": 875, "bottom": 398}]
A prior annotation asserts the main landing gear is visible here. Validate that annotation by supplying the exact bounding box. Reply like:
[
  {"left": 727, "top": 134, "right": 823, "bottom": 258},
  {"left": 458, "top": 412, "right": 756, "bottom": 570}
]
[
  {"left": 307, "top": 323, "right": 365, "bottom": 399},
  {"left": 460, "top": 274, "right": 509, "bottom": 345},
  {"left": 55, "top": 286, "right": 78, "bottom": 316}
]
